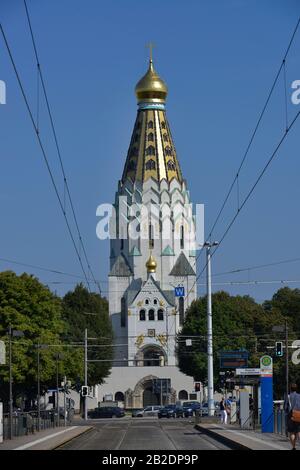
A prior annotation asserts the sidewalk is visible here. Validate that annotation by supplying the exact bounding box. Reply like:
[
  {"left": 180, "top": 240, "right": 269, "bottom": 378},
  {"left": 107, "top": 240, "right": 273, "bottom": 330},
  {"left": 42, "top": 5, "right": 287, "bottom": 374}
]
[
  {"left": 0, "top": 425, "right": 92, "bottom": 450},
  {"left": 196, "top": 422, "right": 299, "bottom": 451}
]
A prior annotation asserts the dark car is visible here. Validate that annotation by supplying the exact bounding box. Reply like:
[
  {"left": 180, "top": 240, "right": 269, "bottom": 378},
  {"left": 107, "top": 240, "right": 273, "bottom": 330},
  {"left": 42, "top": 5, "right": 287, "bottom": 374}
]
[
  {"left": 158, "top": 405, "right": 184, "bottom": 419},
  {"left": 88, "top": 406, "right": 125, "bottom": 419},
  {"left": 182, "top": 401, "right": 201, "bottom": 416}
]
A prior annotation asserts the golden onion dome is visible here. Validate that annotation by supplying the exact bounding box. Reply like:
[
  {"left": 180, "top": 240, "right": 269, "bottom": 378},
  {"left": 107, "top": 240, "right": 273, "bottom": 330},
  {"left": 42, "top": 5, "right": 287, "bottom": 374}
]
[
  {"left": 146, "top": 253, "right": 157, "bottom": 273},
  {"left": 135, "top": 59, "right": 168, "bottom": 104}
]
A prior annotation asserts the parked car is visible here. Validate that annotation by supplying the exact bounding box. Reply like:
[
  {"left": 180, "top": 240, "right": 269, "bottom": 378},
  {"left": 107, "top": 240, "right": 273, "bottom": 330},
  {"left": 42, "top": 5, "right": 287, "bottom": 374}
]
[
  {"left": 182, "top": 401, "right": 201, "bottom": 416},
  {"left": 133, "top": 405, "right": 163, "bottom": 417},
  {"left": 132, "top": 408, "right": 144, "bottom": 417},
  {"left": 158, "top": 405, "right": 184, "bottom": 419},
  {"left": 88, "top": 406, "right": 125, "bottom": 419}
]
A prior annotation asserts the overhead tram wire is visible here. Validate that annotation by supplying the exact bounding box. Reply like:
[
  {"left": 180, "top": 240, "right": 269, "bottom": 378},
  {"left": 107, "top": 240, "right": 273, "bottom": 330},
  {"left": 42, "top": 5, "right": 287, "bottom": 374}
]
[
  {"left": 0, "top": 23, "right": 91, "bottom": 292},
  {"left": 185, "top": 16, "right": 300, "bottom": 304},
  {"left": 23, "top": 1, "right": 101, "bottom": 295}
]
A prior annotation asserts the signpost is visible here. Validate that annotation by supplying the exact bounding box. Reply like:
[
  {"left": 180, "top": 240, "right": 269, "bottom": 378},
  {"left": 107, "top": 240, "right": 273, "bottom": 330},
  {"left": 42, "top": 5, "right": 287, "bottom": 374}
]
[
  {"left": 174, "top": 286, "right": 185, "bottom": 297},
  {"left": 260, "top": 355, "right": 273, "bottom": 433},
  {"left": 220, "top": 350, "right": 249, "bottom": 369}
]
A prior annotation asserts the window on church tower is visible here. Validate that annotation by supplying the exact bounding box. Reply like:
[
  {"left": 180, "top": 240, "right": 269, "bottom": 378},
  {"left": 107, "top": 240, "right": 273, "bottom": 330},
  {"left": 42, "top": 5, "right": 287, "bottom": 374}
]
[
  {"left": 139, "top": 309, "right": 146, "bottom": 321},
  {"left": 145, "top": 299, "right": 149, "bottom": 305},
  {"left": 179, "top": 297, "right": 184, "bottom": 326},
  {"left": 149, "top": 224, "right": 154, "bottom": 249},
  {"left": 148, "top": 309, "right": 155, "bottom": 321},
  {"left": 163, "top": 133, "right": 169, "bottom": 142},
  {"left": 180, "top": 225, "right": 185, "bottom": 249},
  {"left": 161, "top": 121, "right": 166, "bottom": 129},
  {"left": 154, "top": 299, "right": 158, "bottom": 305},
  {"left": 167, "top": 160, "right": 176, "bottom": 171},
  {"left": 148, "top": 120, "right": 154, "bottom": 129},
  {"left": 146, "top": 145, "right": 155, "bottom": 156},
  {"left": 165, "top": 146, "right": 172, "bottom": 156},
  {"left": 121, "top": 297, "right": 126, "bottom": 327},
  {"left": 158, "top": 309, "right": 164, "bottom": 321},
  {"left": 148, "top": 132, "right": 154, "bottom": 142},
  {"left": 146, "top": 159, "right": 156, "bottom": 171}
]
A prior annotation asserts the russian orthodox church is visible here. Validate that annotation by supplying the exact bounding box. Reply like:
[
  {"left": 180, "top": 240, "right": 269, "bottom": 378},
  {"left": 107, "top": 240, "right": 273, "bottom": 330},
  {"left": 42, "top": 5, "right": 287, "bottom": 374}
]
[{"left": 99, "top": 54, "right": 199, "bottom": 408}]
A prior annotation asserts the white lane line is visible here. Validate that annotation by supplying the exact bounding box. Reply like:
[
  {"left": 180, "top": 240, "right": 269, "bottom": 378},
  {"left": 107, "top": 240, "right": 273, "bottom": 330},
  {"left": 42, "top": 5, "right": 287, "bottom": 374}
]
[{"left": 14, "top": 426, "right": 78, "bottom": 450}]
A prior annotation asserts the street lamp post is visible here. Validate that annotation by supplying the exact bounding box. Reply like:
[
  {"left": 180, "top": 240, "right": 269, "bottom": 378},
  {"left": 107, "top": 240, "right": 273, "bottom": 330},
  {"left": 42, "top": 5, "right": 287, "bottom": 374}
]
[
  {"left": 8, "top": 326, "right": 24, "bottom": 440},
  {"left": 55, "top": 353, "right": 63, "bottom": 427},
  {"left": 204, "top": 242, "right": 218, "bottom": 417}
]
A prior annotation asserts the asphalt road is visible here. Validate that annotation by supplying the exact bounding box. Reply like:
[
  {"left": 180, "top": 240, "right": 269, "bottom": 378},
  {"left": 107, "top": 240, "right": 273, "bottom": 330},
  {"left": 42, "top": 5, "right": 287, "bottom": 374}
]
[{"left": 58, "top": 418, "right": 232, "bottom": 450}]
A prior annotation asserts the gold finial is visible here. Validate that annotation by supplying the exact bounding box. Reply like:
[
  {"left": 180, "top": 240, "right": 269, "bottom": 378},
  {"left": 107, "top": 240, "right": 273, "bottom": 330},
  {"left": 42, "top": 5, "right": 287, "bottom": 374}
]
[
  {"left": 146, "top": 251, "right": 157, "bottom": 273},
  {"left": 135, "top": 47, "right": 168, "bottom": 104}
]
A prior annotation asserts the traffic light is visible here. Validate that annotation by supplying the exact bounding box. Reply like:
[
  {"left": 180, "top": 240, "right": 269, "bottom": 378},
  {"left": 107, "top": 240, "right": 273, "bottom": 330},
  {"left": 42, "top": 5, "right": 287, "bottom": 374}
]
[
  {"left": 194, "top": 382, "right": 201, "bottom": 392},
  {"left": 81, "top": 385, "right": 89, "bottom": 397},
  {"left": 275, "top": 341, "right": 283, "bottom": 357}
]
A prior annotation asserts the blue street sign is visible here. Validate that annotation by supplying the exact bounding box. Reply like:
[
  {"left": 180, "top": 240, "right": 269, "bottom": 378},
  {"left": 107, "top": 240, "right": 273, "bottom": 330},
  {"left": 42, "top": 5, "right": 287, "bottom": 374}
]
[{"left": 175, "top": 286, "right": 185, "bottom": 297}]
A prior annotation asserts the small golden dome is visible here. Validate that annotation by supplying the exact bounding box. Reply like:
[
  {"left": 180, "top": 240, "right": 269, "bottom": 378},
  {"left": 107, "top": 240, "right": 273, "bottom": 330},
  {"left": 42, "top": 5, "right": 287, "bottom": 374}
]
[
  {"left": 146, "top": 253, "right": 157, "bottom": 273},
  {"left": 135, "top": 59, "right": 168, "bottom": 104}
]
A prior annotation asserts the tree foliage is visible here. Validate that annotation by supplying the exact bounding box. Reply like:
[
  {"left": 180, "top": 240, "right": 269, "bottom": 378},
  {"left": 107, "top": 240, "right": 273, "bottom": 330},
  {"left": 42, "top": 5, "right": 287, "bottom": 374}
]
[
  {"left": 177, "top": 289, "right": 300, "bottom": 398},
  {"left": 62, "top": 284, "right": 113, "bottom": 386},
  {"left": 0, "top": 272, "right": 113, "bottom": 407}
]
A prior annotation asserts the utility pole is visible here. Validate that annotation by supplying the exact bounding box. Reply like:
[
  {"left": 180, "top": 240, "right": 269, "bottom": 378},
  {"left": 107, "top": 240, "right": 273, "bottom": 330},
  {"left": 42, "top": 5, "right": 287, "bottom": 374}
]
[
  {"left": 8, "top": 326, "right": 12, "bottom": 440},
  {"left": 37, "top": 343, "right": 40, "bottom": 432},
  {"left": 84, "top": 328, "right": 88, "bottom": 421},
  {"left": 285, "top": 319, "right": 289, "bottom": 398},
  {"left": 204, "top": 241, "right": 218, "bottom": 417},
  {"left": 8, "top": 327, "right": 23, "bottom": 439}
]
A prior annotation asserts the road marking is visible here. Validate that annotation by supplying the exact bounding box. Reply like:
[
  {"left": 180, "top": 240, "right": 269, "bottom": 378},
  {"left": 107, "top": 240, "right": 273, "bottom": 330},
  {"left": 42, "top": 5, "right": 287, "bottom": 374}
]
[{"left": 14, "top": 426, "right": 78, "bottom": 450}]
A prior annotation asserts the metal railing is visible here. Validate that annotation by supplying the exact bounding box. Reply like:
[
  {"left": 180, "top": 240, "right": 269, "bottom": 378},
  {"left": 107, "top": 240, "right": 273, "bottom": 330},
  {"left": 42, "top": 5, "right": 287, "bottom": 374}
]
[{"left": 2, "top": 409, "right": 73, "bottom": 440}]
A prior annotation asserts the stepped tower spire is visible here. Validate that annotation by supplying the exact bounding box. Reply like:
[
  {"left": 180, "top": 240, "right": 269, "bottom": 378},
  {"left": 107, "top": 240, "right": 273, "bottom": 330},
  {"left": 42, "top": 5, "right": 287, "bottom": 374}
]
[{"left": 122, "top": 57, "right": 183, "bottom": 184}]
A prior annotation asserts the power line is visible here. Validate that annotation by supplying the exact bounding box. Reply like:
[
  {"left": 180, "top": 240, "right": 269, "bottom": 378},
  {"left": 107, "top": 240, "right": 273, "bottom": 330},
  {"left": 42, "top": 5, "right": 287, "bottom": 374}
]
[
  {"left": 185, "top": 17, "right": 300, "bottom": 304},
  {"left": 23, "top": 0, "right": 101, "bottom": 295},
  {"left": 0, "top": 23, "right": 93, "bottom": 292}
]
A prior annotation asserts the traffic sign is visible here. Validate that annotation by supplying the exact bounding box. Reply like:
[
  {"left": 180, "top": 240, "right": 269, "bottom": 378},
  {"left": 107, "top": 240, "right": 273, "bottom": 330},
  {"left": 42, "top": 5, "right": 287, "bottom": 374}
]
[
  {"left": 260, "top": 355, "right": 273, "bottom": 377},
  {"left": 0, "top": 341, "right": 5, "bottom": 365},
  {"left": 175, "top": 286, "right": 185, "bottom": 297},
  {"left": 236, "top": 368, "right": 261, "bottom": 376}
]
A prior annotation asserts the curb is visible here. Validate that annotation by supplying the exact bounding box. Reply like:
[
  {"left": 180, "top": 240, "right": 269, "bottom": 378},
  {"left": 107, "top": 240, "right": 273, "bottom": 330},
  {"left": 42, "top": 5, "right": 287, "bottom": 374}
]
[
  {"left": 195, "top": 424, "right": 251, "bottom": 451},
  {"left": 52, "top": 426, "right": 94, "bottom": 450}
]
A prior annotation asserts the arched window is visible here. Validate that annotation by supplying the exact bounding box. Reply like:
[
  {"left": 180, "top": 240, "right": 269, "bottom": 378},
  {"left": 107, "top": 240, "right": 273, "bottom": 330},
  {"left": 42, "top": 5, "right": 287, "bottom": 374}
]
[
  {"left": 161, "top": 121, "right": 166, "bottom": 129},
  {"left": 148, "top": 120, "right": 154, "bottom": 129},
  {"left": 115, "top": 391, "right": 124, "bottom": 402},
  {"left": 148, "top": 309, "right": 155, "bottom": 321},
  {"left": 128, "top": 160, "right": 136, "bottom": 171},
  {"left": 140, "top": 309, "right": 146, "bottom": 321},
  {"left": 165, "top": 146, "right": 172, "bottom": 156},
  {"left": 163, "top": 133, "right": 169, "bottom": 142},
  {"left": 146, "top": 159, "right": 156, "bottom": 171},
  {"left": 167, "top": 160, "right": 176, "bottom": 171},
  {"left": 121, "top": 296, "right": 126, "bottom": 327},
  {"left": 146, "top": 145, "right": 155, "bottom": 156},
  {"left": 158, "top": 309, "right": 164, "bottom": 321},
  {"left": 154, "top": 299, "right": 158, "bottom": 305},
  {"left": 145, "top": 299, "right": 149, "bottom": 305},
  {"left": 178, "top": 390, "right": 188, "bottom": 400},
  {"left": 131, "top": 147, "right": 138, "bottom": 157},
  {"left": 179, "top": 297, "right": 184, "bottom": 326},
  {"left": 148, "top": 132, "right": 154, "bottom": 142},
  {"left": 180, "top": 225, "right": 184, "bottom": 249}
]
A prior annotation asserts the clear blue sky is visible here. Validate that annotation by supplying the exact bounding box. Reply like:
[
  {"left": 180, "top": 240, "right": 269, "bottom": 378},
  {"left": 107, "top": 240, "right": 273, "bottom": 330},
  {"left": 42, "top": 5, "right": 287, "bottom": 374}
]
[{"left": 0, "top": 0, "right": 300, "bottom": 302}]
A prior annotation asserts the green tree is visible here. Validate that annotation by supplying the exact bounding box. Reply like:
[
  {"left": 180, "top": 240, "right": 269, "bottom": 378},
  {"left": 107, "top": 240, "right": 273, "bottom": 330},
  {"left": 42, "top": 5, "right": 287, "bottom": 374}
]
[
  {"left": 62, "top": 284, "right": 113, "bottom": 387},
  {"left": 177, "top": 291, "right": 287, "bottom": 397},
  {"left": 0, "top": 271, "right": 67, "bottom": 406}
]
